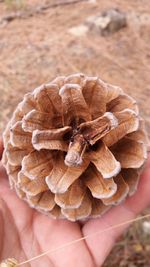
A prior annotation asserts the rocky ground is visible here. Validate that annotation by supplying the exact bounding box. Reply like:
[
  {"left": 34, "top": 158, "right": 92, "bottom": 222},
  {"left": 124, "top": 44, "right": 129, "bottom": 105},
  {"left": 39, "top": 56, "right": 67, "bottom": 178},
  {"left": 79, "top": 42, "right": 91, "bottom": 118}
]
[{"left": 0, "top": 0, "right": 150, "bottom": 266}]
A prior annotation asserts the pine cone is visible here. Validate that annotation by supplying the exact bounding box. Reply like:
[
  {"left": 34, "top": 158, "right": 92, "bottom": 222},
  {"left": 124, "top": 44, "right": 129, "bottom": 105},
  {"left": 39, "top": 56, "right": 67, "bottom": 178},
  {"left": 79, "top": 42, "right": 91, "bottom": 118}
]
[{"left": 2, "top": 73, "right": 149, "bottom": 221}]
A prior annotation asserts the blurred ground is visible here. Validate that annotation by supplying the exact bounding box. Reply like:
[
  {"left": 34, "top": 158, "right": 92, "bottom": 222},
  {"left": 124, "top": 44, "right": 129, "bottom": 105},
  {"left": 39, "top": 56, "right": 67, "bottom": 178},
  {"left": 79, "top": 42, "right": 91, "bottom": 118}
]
[{"left": 0, "top": 0, "right": 150, "bottom": 266}]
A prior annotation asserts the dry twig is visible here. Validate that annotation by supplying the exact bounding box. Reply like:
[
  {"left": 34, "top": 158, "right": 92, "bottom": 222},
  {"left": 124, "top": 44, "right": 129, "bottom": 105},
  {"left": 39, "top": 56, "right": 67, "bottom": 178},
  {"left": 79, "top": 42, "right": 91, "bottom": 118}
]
[{"left": 0, "top": 0, "right": 88, "bottom": 24}]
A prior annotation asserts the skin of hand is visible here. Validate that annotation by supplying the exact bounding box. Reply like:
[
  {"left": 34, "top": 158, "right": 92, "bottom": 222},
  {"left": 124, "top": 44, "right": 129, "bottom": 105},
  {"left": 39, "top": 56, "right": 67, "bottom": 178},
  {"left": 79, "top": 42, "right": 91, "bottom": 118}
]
[{"left": 0, "top": 137, "right": 150, "bottom": 267}]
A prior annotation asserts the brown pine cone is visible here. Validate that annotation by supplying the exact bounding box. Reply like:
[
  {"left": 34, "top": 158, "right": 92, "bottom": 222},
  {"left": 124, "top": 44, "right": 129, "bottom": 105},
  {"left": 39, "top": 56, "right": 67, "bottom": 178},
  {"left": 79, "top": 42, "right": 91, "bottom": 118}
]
[{"left": 2, "top": 73, "right": 149, "bottom": 221}]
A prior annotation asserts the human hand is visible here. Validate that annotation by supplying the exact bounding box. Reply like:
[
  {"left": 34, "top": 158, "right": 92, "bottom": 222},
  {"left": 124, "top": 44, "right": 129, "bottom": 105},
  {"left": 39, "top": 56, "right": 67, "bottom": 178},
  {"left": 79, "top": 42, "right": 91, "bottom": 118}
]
[{"left": 0, "top": 137, "right": 150, "bottom": 267}]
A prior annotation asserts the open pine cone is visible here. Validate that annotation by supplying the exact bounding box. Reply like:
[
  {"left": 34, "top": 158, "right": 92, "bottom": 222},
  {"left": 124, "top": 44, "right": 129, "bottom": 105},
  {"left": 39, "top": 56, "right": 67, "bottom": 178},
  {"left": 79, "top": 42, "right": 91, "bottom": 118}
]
[{"left": 2, "top": 73, "right": 149, "bottom": 221}]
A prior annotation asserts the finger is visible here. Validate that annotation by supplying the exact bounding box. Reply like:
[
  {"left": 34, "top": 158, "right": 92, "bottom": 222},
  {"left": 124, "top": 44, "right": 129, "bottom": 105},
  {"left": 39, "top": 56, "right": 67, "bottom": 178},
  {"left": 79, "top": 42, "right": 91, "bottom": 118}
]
[
  {"left": 0, "top": 137, "right": 4, "bottom": 160},
  {"left": 82, "top": 154, "right": 150, "bottom": 267}
]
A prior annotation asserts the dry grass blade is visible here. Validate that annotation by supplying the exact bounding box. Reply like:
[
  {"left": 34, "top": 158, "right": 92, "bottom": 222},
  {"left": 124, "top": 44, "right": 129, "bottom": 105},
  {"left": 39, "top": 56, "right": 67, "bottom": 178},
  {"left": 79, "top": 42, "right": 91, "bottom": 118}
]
[{"left": 14, "top": 214, "right": 150, "bottom": 266}]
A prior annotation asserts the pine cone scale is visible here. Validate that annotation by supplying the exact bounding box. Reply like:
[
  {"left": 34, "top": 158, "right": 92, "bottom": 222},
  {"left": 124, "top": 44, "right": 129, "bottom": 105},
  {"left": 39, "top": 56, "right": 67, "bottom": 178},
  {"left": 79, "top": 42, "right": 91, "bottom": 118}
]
[
  {"left": 113, "top": 138, "right": 147, "bottom": 168},
  {"left": 21, "top": 150, "right": 53, "bottom": 179},
  {"left": 10, "top": 121, "right": 32, "bottom": 149},
  {"left": 32, "top": 127, "right": 71, "bottom": 152},
  {"left": 55, "top": 179, "right": 85, "bottom": 209},
  {"left": 46, "top": 153, "right": 89, "bottom": 194},
  {"left": 82, "top": 77, "right": 107, "bottom": 119},
  {"left": 88, "top": 142, "right": 121, "bottom": 179},
  {"left": 83, "top": 165, "right": 117, "bottom": 199},
  {"left": 121, "top": 168, "right": 139, "bottom": 196},
  {"left": 91, "top": 198, "right": 111, "bottom": 218},
  {"left": 6, "top": 143, "right": 29, "bottom": 166},
  {"left": 101, "top": 174, "right": 129, "bottom": 206},
  {"left": 61, "top": 192, "right": 92, "bottom": 221},
  {"left": 102, "top": 109, "right": 139, "bottom": 147},
  {"left": 107, "top": 94, "right": 139, "bottom": 114},
  {"left": 22, "top": 176, "right": 49, "bottom": 196},
  {"left": 38, "top": 191, "right": 55, "bottom": 211},
  {"left": 59, "top": 83, "right": 91, "bottom": 127}
]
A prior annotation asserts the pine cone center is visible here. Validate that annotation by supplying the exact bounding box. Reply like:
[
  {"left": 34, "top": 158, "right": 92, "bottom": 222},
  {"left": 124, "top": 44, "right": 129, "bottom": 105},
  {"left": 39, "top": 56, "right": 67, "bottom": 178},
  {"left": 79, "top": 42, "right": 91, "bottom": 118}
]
[{"left": 65, "top": 112, "right": 118, "bottom": 167}]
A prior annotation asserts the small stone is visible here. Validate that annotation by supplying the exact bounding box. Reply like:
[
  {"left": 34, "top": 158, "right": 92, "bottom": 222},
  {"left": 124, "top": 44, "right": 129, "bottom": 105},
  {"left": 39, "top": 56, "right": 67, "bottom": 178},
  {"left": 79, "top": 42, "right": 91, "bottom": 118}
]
[
  {"left": 142, "top": 221, "right": 150, "bottom": 235},
  {"left": 86, "top": 8, "right": 127, "bottom": 36},
  {"left": 88, "top": 0, "right": 97, "bottom": 3},
  {"left": 68, "top": 25, "right": 89, "bottom": 37}
]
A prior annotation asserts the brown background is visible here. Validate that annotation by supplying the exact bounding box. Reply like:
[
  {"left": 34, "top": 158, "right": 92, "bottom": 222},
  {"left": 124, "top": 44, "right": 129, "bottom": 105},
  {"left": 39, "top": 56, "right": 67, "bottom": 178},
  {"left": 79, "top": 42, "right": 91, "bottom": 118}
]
[{"left": 0, "top": 0, "right": 150, "bottom": 136}]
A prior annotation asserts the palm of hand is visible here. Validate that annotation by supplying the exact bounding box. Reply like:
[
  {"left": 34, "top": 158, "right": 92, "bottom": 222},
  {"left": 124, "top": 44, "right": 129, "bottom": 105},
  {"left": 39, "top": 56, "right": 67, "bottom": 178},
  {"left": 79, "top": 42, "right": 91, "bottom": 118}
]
[{"left": 0, "top": 150, "right": 150, "bottom": 267}]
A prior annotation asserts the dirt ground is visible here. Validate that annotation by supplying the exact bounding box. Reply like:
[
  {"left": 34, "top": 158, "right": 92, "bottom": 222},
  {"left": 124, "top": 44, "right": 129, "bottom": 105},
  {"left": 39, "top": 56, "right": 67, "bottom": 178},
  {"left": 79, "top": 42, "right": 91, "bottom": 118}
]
[{"left": 0, "top": 0, "right": 150, "bottom": 266}]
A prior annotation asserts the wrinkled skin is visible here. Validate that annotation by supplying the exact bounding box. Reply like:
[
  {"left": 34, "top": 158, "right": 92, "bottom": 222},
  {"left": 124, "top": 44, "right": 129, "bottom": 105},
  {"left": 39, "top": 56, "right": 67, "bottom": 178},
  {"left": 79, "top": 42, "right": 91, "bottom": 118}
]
[{"left": 0, "top": 138, "right": 150, "bottom": 267}]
